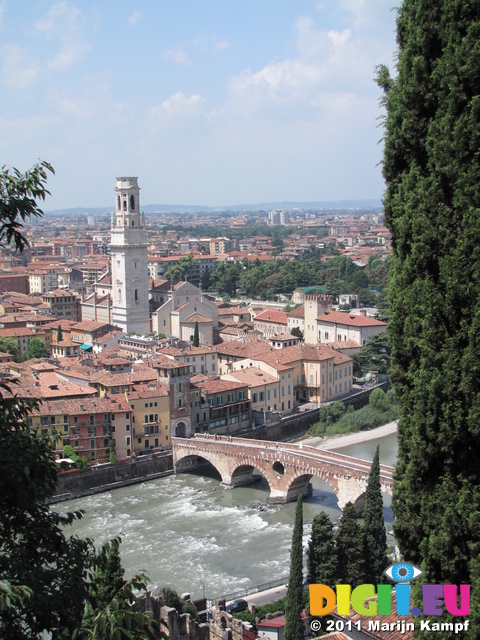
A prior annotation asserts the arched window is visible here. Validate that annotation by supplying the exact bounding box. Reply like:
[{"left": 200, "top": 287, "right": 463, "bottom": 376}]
[
  {"left": 130, "top": 195, "right": 135, "bottom": 210},
  {"left": 123, "top": 199, "right": 127, "bottom": 211},
  {"left": 117, "top": 195, "right": 121, "bottom": 209}
]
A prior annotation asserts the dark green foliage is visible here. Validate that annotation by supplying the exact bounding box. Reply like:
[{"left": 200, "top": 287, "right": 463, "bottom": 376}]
[
  {"left": 285, "top": 494, "right": 304, "bottom": 640},
  {"left": 362, "top": 446, "right": 388, "bottom": 583},
  {"left": 0, "top": 396, "right": 93, "bottom": 639},
  {"left": 308, "top": 391, "right": 398, "bottom": 437},
  {"left": 335, "top": 502, "right": 365, "bottom": 588},
  {"left": 307, "top": 512, "right": 337, "bottom": 588},
  {"left": 193, "top": 320, "right": 199, "bottom": 347},
  {"left": 353, "top": 333, "right": 391, "bottom": 374},
  {"left": 290, "top": 326, "right": 304, "bottom": 341},
  {"left": 0, "top": 336, "right": 19, "bottom": 361},
  {"left": 64, "top": 443, "right": 89, "bottom": 469},
  {"left": 161, "top": 588, "right": 183, "bottom": 613},
  {"left": 164, "top": 253, "right": 195, "bottom": 283},
  {"left": 109, "top": 439, "right": 117, "bottom": 465},
  {"left": 206, "top": 246, "right": 390, "bottom": 302},
  {"left": 378, "top": 2, "right": 480, "bottom": 636},
  {"left": 0, "top": 162, "right": 155, "bottom": 640},
  {"left": 26, "top": 337, "right": 49, "bottom": 360},
  {"left": 85, "top": 537, "right": 125, "bottom": 616},
  {"left": 0, "top": 161, "right": 54, "bottom": 251},
  {"left": 56, "top": 324, "right": 63, "bottom": 342}
]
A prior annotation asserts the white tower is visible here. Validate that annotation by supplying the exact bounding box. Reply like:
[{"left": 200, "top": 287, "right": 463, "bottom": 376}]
[{"left": 111, "top": 177, "right": 150, "bottom": 335}]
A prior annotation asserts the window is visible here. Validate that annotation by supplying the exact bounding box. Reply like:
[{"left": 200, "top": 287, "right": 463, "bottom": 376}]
[{"left": 253, "top": 393, "right": 257, "bottom": 403}]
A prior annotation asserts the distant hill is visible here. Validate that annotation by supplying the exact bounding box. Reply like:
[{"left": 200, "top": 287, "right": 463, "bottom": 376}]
[{"left": 45, "top": 199, "right": 382, "bottom": 216}]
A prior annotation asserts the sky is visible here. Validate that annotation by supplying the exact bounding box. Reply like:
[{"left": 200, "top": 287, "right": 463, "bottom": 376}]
[{"left": 1, "top": 1, "right": 398, "bottom": 210}]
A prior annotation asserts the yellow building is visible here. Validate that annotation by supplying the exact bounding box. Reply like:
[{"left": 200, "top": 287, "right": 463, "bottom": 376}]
[{"left": 127, "top": 383, "right": 171, "bottom": 452}]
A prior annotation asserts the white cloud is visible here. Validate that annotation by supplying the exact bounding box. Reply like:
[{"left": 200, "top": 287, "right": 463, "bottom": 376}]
[
  {"left": 0, "top": 43, "right": 40, "bottom": 89},
  {"left": 0, "top": 1, "right": 7, "bottom": 30},
  {"left": 163, "top": 47, "right": 192, "bottom": 67},
  {"left": 35, "top": 1, "right": 92, "bottom": 71},
  {"left": 128, "top": 10, "right": 141, "bottom": 27},
  {"left": 147, "top": 92, "right": 205, "bottom": 132},
  {"left": 34, "top": 1, "right": 81, "bottom": 33},
  {"left": 226, "top": 12, "right": 381, "bottom": 117},
  {"left": 213, "top": 39, "right": 228, "bottom": 51}
]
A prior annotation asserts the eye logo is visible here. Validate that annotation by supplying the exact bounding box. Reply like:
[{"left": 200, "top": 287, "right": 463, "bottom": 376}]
[{"left": 384, "top": 562, "right": 422, "bottom": 583}]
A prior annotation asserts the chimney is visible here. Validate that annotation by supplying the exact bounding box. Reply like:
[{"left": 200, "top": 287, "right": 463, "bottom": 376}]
[{"left": 359, "top": 309, "right": 367, "bottom": 316}]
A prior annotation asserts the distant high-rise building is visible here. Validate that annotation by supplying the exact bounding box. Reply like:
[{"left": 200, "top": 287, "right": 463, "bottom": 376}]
[{"left": 110, "top": 177, "right": 150, "bottom": 335}]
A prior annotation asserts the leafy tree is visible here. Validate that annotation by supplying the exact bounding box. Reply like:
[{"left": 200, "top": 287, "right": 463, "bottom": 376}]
[
  {"left": 26, "top": 337, "right": 49, "bottom": 360},
  {"left": 307, "top": 512, "right": 337, "bottom": 588},
  {"left": 164, "top": 254, "right": 195, "bottom": 283},
  {"left": 109, "top": 439, "right": 117, "bottom": 465},
  {"left": 0, "top": 163, "right": 155, "bottom": 640},
  {"left": 362, "top": 446, "right": 388, "bottom": 584},
  {"left": 285, "top": 494, "right": 304, "bottom": 640},
  {"left": 0, "top": 161, "right": 54, "bottom": 251},
  {"left": 353, "top": 333, "right": 391, "bottom": 374},
  {"left": 0, "top": 336, "right": 19, "bottom": 361},
  {"left": 335, "top": 502, "right": 365, "bottom": 588},
  {"left": 290, "top": 327, "right": 304, "bottom": 341},
  {"left": 378, "top": 1, "right": 480, "bottom": 633},
  {"left": 0, "top": 396, "right": 93, "bottom": 639},
  {"left": 193, "top": 320, "right": 199, "bottom": 347}
]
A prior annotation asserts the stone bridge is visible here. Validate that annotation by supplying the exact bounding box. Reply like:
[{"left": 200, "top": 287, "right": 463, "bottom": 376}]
[{"left": 172, "top": 434, "right": 394, "bottom": 509}]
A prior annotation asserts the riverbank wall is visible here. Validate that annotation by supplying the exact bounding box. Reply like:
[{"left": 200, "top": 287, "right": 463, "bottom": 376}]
[
  {"left": 48, "top": 382, "right": 389, "bottom": 503},
  {"left": 48, "top": 451, "right": 174, "bottom": 505}
]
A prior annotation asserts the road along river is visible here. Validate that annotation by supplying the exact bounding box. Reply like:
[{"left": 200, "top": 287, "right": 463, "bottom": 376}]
[{"left": 54, "top": 432, "right": 397, "bottom": 600}]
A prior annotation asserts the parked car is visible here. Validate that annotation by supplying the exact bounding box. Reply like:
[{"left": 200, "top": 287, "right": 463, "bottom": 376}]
[{"left": 226, "top": 598, "right": 248, "bottom": 614}]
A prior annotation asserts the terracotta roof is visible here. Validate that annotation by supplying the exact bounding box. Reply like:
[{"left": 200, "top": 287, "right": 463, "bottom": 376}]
[
  {"left": 183, "top": 313, "right": 213, "bottom": 324},
  {"left": 254, "top": 309, "right": 288, "bottom": 324},
  {"left": 317, "top": 310, "right": 386, "bottom": 327},
  {"left": 128, "top": 382, "right": 170, "bottom": 399},
  {"left": 192, "top": 377, "right": 247, "bottom": 394},
  {"left": 226, "top": 367, "right": 277, "bottom": 387},
  {"left": 286, "top": 305, "right": 305, "bottom": 318},
  {"left": 73, "top": 320, "right": 112, "bottom": 332}
]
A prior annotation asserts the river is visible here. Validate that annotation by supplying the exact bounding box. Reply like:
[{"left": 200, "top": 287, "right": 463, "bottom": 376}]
[{"left": 55, "top": 432, "right": 398, "bottom": 600}]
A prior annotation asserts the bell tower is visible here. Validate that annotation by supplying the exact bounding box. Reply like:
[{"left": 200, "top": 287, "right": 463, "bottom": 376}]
[{"left": 111, "top": 177, "right": 150, "bottom": 334}]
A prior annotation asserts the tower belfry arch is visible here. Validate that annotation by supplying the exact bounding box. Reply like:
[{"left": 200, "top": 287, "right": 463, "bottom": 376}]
[{"left": 111, "top": 177, "right": 150, "bottom": 335}]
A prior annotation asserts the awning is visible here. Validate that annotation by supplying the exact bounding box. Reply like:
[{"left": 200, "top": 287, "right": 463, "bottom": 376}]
[{"left": 79, "top": 344, "right": 92, "bottom": 351}]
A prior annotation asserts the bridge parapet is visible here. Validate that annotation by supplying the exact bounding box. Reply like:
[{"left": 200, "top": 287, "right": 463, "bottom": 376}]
[{"left": 172, "top": 435, "right": 394, "bottom": 509}]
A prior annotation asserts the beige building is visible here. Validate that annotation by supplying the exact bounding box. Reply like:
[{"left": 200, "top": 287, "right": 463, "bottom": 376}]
[
  {"left": 127, "top": 383, "right": 170, "bottom": 453},
  {"left": 224, "top": 366, "right": 280, "bottom": 414}
]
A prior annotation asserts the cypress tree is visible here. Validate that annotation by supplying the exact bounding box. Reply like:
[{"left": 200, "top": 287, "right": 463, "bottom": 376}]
[
  {"left": 285, "top": 494, "right": 304, "bottom": 640},
  {"left": 378, "top": 2, "right": 480, "bottom": 635},
  {"left": 336, "top": 502, "right": 364, "bottom": 588},
  {"left": 56, "top": 324, "right": 63, "bottom": 342},
  {"left": 307, "top": 512, "right": 337, "bottom": 588},
  {"left": 363, "top": 446, "right": 388, "bottom": 584},
  {"left": 193, "top": 320, "right": 199, "bottom": 347}
]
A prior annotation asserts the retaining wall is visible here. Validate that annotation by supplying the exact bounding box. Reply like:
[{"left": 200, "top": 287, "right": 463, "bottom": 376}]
[{"left": 48, "top": 452, "right": 174, "bottom": 504}]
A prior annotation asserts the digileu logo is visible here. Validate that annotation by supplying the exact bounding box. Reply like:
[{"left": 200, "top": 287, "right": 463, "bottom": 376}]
[{"left": 309, "top": 562, "right": 470, "bottom": 618}]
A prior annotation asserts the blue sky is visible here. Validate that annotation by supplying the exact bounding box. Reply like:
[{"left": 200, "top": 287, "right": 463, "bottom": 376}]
[{"left": 1, "top": 1, "right": 398, "bottom": 210}]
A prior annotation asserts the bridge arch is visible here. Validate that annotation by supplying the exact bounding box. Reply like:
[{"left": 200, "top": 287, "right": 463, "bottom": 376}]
[{"left": 171, "top": 436, "right": 394, "bottom": 508}]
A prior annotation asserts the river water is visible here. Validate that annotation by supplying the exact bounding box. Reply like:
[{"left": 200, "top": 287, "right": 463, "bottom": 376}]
[{"left": 56, "top": 433, "right": 397, "bottom": 600}]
